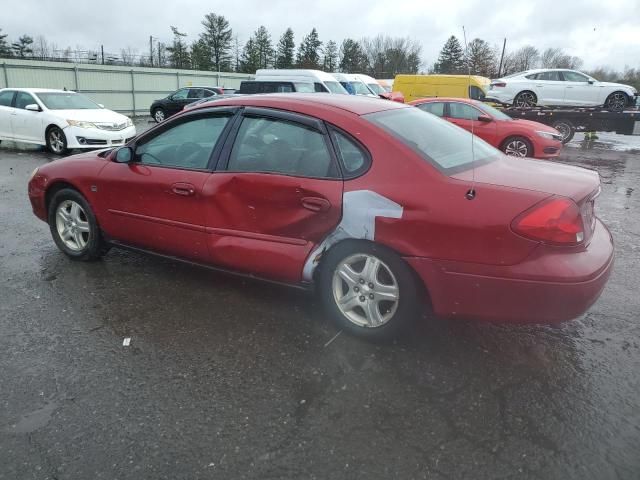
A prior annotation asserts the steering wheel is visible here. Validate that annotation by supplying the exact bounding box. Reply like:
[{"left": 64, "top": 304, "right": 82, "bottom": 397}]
[{"left": 176, "top": 142, "right": 205, "bottom": 168}]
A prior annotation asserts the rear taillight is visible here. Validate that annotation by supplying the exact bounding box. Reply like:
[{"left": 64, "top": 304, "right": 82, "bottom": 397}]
[
  {"left": 512, "top": 197, "right": 585, "bottom": 245},
  {"left": 492, "top": 82, "right": 507, "bottom": 88}
]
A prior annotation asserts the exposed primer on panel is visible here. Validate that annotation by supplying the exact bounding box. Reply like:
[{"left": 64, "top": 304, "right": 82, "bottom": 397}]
[{"left": 302, "top": 190, "right": 403, "bottom": 281}]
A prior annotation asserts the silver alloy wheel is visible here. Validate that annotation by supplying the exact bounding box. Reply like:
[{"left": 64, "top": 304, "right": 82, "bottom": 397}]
[
  {"left": 55, "top": 200, "right": 90, "bottom": 251},
  {"left": 514, "top": 92, "right": 536, "bottom": 108},
  {"left": 606, "top": 92, "right": 627, "bottom": 111},
  {"left": 154, "top": 109, "right": 165, "bottom": 122},
  {"left": 49, "top": 129, "right": 65, "bottom": 153},
  {"left": 504, "top": 139, "right": 529, "bottom": 157},
  {"left": 332, "top": 253, "right": 399, "bottom": 328},
  {"left": 554, "top": 123, "right": 572, "bottom": 142}
]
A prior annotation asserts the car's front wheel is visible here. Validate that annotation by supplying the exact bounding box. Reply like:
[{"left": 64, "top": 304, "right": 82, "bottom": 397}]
[
  {"left": 604, "top": 91, "right": 628, "bottom": 112},
  {"left": 153, "top": 108, "right": 166, "bottom": 123},
  {"left": 502, "top": 136, "right": 533, "bottom": 157},
  {"left": 46, "top": 126, "right": 68, "bottom": 155},
  {"left": 48, "top": 188, "right": 109, "bottom": 261},
  {"left": 318, "top": 240, "right": 419, "bottom": 340}
]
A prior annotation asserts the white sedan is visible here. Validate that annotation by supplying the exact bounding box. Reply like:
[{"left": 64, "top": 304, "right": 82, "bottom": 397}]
[
  {"left": 0, "top": 88, "right": 136, "bottom": 155},
  {"left": 487, "top": 69, "right": 638, "bottom": 111}
]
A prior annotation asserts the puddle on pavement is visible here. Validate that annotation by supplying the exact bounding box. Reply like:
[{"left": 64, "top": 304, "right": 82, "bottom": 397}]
[{"left": 5, "top": 401, "right": 58, "bottom": 434}]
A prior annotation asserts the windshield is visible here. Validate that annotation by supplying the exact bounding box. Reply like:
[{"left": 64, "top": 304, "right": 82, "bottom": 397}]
[
  {"left": 476, "top": 102, "right": 513, "bottom": 120},
  {"left": 324, "top": 81, "right": 348, "bottom": 94},
  {"left": 367, "top": 83, "right": 385, "bottom": 95},
  {"left": 350, "top": 81, "right": 373, "bottom": 96},
  {"left": 35, "top": 92, "right": 100, "bottom": 110},
  {"left": 365, "top": 107, "right": 499, "bottom": 173}
]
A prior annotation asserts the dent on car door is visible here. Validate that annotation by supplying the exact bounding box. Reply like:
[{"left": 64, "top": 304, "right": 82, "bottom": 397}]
[
  {"left": 97, "top": 111, "right": 235, "bottom": 261},
  {"left": 202, "top": 110, "right": 344, "bottom": 283}
]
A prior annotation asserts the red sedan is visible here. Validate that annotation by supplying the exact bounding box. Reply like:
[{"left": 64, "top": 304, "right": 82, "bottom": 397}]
[
  {"left": 410, "top": 97, "right": 563, "bottom": 159},
  {"left": 28, "top": 94, "right": 613, "bottom": 340}
]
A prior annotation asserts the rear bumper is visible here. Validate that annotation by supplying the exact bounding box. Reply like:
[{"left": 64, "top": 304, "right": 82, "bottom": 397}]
[{"left": 405, "top": 219, "right": 614, "bottom": 324}]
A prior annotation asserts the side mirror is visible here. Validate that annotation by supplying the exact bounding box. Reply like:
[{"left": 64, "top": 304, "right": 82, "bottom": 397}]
[
  {"left": 478, "top": 115, "right": 493, "bottom": 123},
  {"left": 25, "top": 104, "right": 41, "bottom": 112},
  {"left": 114, "top": 146, "right": 133, "bottom": 163},
  {"left": 588, "top": 80, "right": 595, "bottom": 84}
]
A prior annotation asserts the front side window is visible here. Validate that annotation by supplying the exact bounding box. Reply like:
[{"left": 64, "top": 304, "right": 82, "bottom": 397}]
[
  {"left": 135, "top": 115, "right": 231, "bottom": 170},
  {"left": 416, "top": 102, "right": 445, "bottom": 117},
  {"left": 324, "top": 81, "right": 347, "bottom": 94},
  {"left": 448, "top": 102, "right": 482, "bottom": 121},
  {"left": 171, "top": 89, "right": 189, "bottom": 100},
  {"left": 367, "top": 83, "right": 385, "bottom": 95},
  {"left": 314, "top": 83, "right": 329, "bottom": 93},
  {"left": 365, "top": 107, "right": 499, "bottom": 174},
  {"left": 562, "top": 71, "right": 589, "bottom": 82},
  {"left": 35, "top": 92, "right": 99, "bottom": 110},
  {"left": 350, "top": 82, "right": 372, "bottom": 96},
  {"left": 228, "top": 116, "right": 337, "bottom": 178},
  {"left": 0, "top": 90, "right": 16, "bottom": 107},
  {"left": 15, "top": 92, "right": 37, "bottom": 109}
]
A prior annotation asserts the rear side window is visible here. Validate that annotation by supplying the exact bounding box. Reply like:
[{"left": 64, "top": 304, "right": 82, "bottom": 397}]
[
  {"left": 0, "top": 90, "right": 15, "bottom": 107},
  {"left": 416, "top": 102, "right": 445, "bottom": 117},
  {"left": 228, "top": 116, "right": 338, "bottom": 178},
  {"left": 187, "top": 89, "right": 204, "bottom": 99},
  {"left": 330, "top": 129, "right": 370, "bottom": 178}
]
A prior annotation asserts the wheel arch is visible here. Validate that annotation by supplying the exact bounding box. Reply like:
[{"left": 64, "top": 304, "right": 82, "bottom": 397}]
[
  {"left": 499, "top": 134, "right": 535, "bottom": 157},
  {"left": 44, "top": 180, "right": 85, "bottom": 214}
]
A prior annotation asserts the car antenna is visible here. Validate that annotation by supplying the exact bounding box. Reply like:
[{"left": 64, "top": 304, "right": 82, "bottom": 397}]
[{"left": 462, "top": 26, "right": 476, "bottom": 201}]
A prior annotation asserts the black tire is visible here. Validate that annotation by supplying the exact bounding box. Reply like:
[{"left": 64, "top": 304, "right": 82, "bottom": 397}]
[
  {"left": 153, "top": 108, "right": 166, "bottom": 123},
  {"left": 46, "top": 126, "right": 68, "bottom": 155},
  {"left": 501, "top": 136, "right": 534, "bottom": 158},
  {"left": 48, "top": 188, "right": 109, "bottom": 261},
  {"left": 513, "top": 91, "right": 537, "bottom": 108},
  {"left": 551, "top": 119, "right": 575, "bottom": 144},
  {"left": 317, "top": 240, "right": 419, "bottom": 340},
  {"left": 604, "top": 91, "right": 628, "bottom": 112}
]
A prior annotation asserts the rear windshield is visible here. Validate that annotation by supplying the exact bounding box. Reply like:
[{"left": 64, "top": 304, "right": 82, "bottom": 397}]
[
  {"left": 324, "top": 81, "right": 348, "bottom": 94},
  {"left": 365, "top": 107, "right": 499, "bottom": 174},
  {"left": 35, "top": 92, "right": 100, "bottom": 110}
]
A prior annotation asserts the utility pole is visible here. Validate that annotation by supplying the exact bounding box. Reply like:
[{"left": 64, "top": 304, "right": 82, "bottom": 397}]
[
  {"left": 497, "top": 38, "right": 507, "bottom": 77},
  {"left": 149, "top": 36, "right": 153, "bottom": 67},
  {"left": 101, "top": 45, "right": 104, "bottom": 65}
]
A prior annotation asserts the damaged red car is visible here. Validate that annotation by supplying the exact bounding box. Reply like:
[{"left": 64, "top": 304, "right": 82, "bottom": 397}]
[{"left": 28, "top": 94, "right": 614, "bottom": 339}]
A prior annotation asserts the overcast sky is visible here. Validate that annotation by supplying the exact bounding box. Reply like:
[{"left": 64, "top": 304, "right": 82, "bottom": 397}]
[{"left": 2, "top": 0, "right": 639, "bottom": 72}]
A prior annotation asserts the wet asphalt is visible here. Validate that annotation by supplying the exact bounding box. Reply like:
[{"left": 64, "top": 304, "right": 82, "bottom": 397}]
[{"left": 1, "top": 120, "right": 639, "bottom": 479}]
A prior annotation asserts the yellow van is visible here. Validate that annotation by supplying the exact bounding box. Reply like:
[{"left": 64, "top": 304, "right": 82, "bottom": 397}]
[{"left": 393, "top": 74, "right": 491, "bottom": 103}]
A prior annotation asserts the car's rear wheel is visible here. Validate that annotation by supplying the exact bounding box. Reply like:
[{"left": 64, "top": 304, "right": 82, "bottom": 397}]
[
  {"left": 604, "top": 91, "right": 628, "bottom": 112},
  {"left": 46, "top": 126, "right": 68, "bottom": 155},
  {"left": 153, "top": 108, "right": 166, "bottom": 123},
  {"left": 48, "top": 188, "right": 109, "bottom": 261},
  {"left": 318, "top": 240, "right": 419, "bottom": 340},
  {"left": 551, "top": 119, "right": 575, "bottom": 144},
  {"left": 502, "top": 136, "right": 533, "bottom": 157},
  {"left": 513, "top": 91, "right": 537, "bottom": 108}
]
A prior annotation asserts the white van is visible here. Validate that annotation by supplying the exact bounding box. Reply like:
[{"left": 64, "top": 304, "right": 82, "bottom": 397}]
[
  {"left": 332, "top": 73, "right": 377, "bottom": 97},
  {"left": 352, "top": 74, "right": 387, "bottom": 97},
  {"left": 254, "top": 69, "right": 348, "bottom": 94}
]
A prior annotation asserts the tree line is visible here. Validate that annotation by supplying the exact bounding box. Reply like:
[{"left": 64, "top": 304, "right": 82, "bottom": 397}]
[
  {"left": 432, "top": 35, "right": 640, "bottom": 90},
  {"left": 0, "top": 15, "right": 422, "bottom": 78}
]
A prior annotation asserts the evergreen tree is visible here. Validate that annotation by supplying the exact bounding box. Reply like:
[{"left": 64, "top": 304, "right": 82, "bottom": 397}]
[
  {"left": 465, "top": 38, "right": 497, "bottom": 77},
  {"left": 166, "top": 26, "right": 190, "bottom": 69},
  {"left": 0, "top": 29, "right": 11, "bottom": 57},
  {"left": 322, "top": 40, "right": 338, "bottom": 72},
  {"left": 253, "top": 26, "right": 273, "bottom": 70},
  {"left": 190, "top": 39, "right": 211, "bottom": 70},
  {"left": 200, "top": 13, "right": 233, "bottom": 71},
  {"left": 238, "top": 37, "right": 260, "bottom": 74},
  {"left": 434, "top": 36, "right": 464, "bottom": 74},
  {"left": 275, "top": 28, "right": 295, "bottom": 69},
  {"left": 339, "top": 39, "right": 366, "bottom": 73},
  {"left": 295, "top": 28, "right": 322, "bottom": 69},
  {"left": 12, "top": 35, "right": 33, "bottom": 58}
]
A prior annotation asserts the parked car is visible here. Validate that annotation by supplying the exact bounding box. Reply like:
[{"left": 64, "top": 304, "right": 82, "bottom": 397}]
[
  {"left": 27, "top": 94, "right": 613, "bottom": 340},
  {"left": 376, "top": 78, "right": 405, "bottom": 103},
  {"left": 487, "top": 69, "right": 639, "bottom": 111},
  {"left": 411, "top": 97, "right": 563, "bottom": 159},
  {"left": 236, "top": 80, "right": 315, "bottom": 94},
  {"left": 150, "top": 86, "right": 224, "bottom": 122},
  {"left": 0, "top": 88, "right": 135, "bottom": 155},
  {"left": 394, "top": 74, "right": 490, "bottom": 103},
  {"left": 255, "top": 69, "right": 348, "bottom": 94}
]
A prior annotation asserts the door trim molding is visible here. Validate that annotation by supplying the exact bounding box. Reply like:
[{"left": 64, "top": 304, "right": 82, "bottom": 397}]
[
  {"left": 205, "top": 227, "right": 309, "bottom": 246},
  {"left": 107, "top": 209, "right": 206, "bottom": 232}
]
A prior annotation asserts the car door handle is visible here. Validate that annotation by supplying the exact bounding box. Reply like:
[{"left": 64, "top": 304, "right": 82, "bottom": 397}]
[
  {"left": 301, "top": 197, "right": 330, "bottom": 212},
  {"left": 171, "top": 183, "right": 195, "bottom": 196}
]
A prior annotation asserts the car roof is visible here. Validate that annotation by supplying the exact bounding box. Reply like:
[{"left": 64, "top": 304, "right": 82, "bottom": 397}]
[
  {"left": 411, "top": 97, "right": 478, "bottom": 104},
  {"left": 0, "top": 88, "right": 78, "bottom": 93},
  {"left": 191, "top": 93, "right": 408, "bottom": 116}
]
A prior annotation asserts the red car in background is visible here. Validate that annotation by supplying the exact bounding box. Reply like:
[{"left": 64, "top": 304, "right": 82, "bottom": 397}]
[
  {"left": 410, "top": 97, "right": 563, "bottom": 159},
  {"left": 28, "top": 95, "right": 612, "bottom": 340}
]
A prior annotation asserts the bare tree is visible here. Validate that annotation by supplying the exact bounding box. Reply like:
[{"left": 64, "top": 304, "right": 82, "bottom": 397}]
[{"left": 120, "top": 47, "right": 137, "bottom": 65}]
